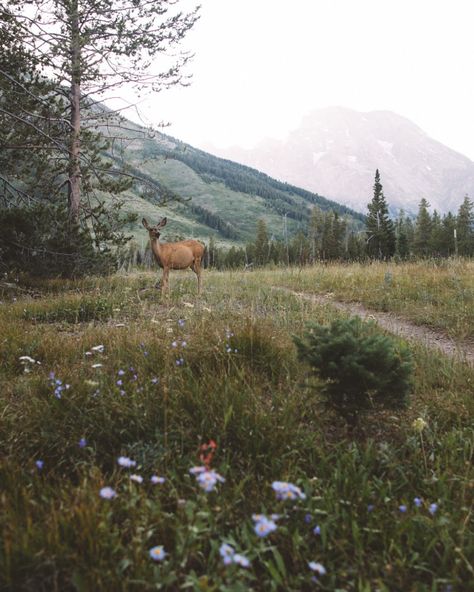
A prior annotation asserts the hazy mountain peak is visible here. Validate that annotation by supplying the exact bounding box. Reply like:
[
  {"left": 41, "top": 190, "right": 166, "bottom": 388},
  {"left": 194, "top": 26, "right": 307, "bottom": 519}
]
[{"left": 214, "top": 107, "right": 474, "bottom": 214}]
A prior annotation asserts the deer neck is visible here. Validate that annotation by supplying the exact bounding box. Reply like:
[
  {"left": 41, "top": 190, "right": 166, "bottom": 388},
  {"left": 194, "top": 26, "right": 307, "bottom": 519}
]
[{"left": 150, "top": 237, "right": 165, "bottom": 265}]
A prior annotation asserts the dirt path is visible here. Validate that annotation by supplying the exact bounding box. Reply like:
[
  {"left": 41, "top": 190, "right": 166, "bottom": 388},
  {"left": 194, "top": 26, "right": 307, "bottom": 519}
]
[{"left": 274, "top": 287, "right": 474, "bottom": 366}]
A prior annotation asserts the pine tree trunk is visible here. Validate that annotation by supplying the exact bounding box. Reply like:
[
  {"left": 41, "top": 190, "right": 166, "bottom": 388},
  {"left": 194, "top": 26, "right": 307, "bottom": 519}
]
[{"left": 68, "top": 1, "right": 81, "bottom": 220}]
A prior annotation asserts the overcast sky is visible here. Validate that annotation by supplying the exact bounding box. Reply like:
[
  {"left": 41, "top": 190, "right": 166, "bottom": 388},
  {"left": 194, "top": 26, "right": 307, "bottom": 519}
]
[{"left": 128, "top": 0, "right": 474, "bottom": 160}]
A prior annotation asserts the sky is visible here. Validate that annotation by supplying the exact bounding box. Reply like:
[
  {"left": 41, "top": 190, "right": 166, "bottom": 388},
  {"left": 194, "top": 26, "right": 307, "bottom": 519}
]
[{"left": 125, "top": 0, "right": 474, "bottom": 160}]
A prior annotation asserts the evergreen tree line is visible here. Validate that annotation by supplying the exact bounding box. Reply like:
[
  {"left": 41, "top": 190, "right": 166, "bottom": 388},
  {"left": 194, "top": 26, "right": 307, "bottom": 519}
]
[{"left": 203, "top": 171, "right": 473, "bottom": 269}]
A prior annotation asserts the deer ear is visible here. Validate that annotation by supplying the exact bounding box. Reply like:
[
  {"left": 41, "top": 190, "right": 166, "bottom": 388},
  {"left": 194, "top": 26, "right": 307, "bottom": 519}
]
[
  {"left": 159, "top": 217, "right": 168, "bottom": 228},
  {"left": 142, "top": 218, "right": 150, "bottom": 229}
]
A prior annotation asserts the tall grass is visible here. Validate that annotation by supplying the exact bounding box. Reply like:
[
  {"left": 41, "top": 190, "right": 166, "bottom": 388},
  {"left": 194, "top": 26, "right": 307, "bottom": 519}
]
[{"left": 1, "top": 265, "right": 473, "bottom": 591}]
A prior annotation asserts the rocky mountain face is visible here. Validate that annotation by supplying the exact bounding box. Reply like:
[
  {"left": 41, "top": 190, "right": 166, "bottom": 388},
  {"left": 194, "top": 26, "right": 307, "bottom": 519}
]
[{"left": 213, "top": 107, "right": 474, "bottom": 214}]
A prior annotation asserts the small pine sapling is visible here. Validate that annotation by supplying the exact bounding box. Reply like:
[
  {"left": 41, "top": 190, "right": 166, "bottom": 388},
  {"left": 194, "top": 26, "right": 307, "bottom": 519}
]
[{"left": 294, "top": 317, "right": 413, "bottom": 427}]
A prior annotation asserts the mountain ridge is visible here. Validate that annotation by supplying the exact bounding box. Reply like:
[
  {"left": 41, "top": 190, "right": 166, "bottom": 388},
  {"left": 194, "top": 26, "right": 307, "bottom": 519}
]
[{"left": 210, "top": 107, "right": 474, "bottom": 215}]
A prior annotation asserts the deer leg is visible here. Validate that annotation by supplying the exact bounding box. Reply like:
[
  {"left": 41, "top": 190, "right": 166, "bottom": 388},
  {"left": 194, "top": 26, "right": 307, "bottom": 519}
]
[
  {"left": 193, "top": 258, "right": 202, "bottom": 295},
  {"left": 161, "top": 267, "right": 170, "bottom": 295}
]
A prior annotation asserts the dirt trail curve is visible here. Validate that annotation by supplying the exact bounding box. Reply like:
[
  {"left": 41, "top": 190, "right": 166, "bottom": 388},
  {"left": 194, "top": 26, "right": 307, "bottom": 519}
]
[{"left": 274, "top": 287, "right": 474, "bottom": 366}]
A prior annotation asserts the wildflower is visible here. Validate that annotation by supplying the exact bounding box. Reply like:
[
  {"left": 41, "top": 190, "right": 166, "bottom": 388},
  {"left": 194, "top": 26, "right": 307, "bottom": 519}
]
[
  {"left": 399, "top": 505, "right": 407, "bottom": 513},
  {"left": 196, "top": 470, "right": 225, "bottom": 492},
  {"left": 78, "top": 437, "right": 87, "bottom": 448},
  {"left": 91, "top": 345, "right": 105, "bottom": 353},
  {"left": 412, "top": 417, "right": 428, "bottom": 433},
  {"left": 120, "top": 390, "right": 126, "bottom": 397},
  {"left": 117, "top": 456, "right": 136, "bottom": 468},
  {"left": 272, "top": 481, "right": 306, "bottom": 501},
  {"left": 367, "top": 504, "right": 375, "bottom": 512},
  {"left": 151, "top": 377, "right": 159, "bottom": 384},
  {"left": 171, "top": 341, "right": 178, "bottom": 348},
  {"left": 130, "top": 474, "right": 143, "bottom": 484},
  {"left": 308, "top": 561, "right": 326, "bottom": 576},
  {"left": 429, "top": 503, "right": 438, "bottom": 515},
  {"left": 414, "top": 497, "right": 422, "bottom": 508},
  {"left": 151, "top": 475, "right": 166, "bottom": 484},
  {"left": 313, "top": 525, "right": 321, "bottom": 535},
  {"left": 116, "top": 379, "right": 123, "bottom": 386},
  {"left": 189, "top": 466, "right": 206, "bottom": 475},
  {"left": 233, "top": 553, "right": 251, "bottom": 568},
  {"left": 304, "top": 513, "right": 312, "bottom": 524},
  {"left": 175, "top": 357, "right": 185, "bottom": 366},
  {"left": 178, "top": 319, "right": 185, "bottom": 327},
  {"left": 253, "top": 515, "right": 277, "bottom": 537},
  {"left": 100, "top": 486, "right": 116, "bottom": 499},
  {"left": 35, "top": 459, "right": 44, "bottom": 470},
  {"left": 149, "top": 546, "right": 167, "bottom": 562},
  {"left": 181, "top": 341, "right": 187, "bottom": 347},
  {"left": 219, "top": 543, "right": 235, "bottom": 565},
  {"left": 117, "top": 369, "right": 125, "bottom": 376}
]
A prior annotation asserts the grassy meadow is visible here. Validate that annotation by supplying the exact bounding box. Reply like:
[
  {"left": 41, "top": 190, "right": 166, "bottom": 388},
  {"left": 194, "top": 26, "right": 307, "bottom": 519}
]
[{"left": 1, "top": 261, "right": 473, "bottom": 591}]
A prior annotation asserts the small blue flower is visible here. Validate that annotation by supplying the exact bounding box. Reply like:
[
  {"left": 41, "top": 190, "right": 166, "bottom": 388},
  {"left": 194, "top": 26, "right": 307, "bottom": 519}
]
[
  {"left": 178, "top": 319, "right": 185, "bottom": 327},
  {"left": 308, "top": 561, "right": 326, "bottom": 575},
  {"left": 233, "top": 553, "right": 251, "bottom": 568},
  {"left": 196, "top": 470, "right": 225, "bottom": 492},
  {"left": 253, "top": 515, "right": 277, "bottom": 537},
  {"left": 429, "top": 503, "right": 438, "bottom": 515},
  {"left": 78, "top": 437, "right": 87, "bottom": 448},
  {"left": 413, "top": 497, "right": 422, "bottom": 508},
  {"left": 219, "top": 543, "right": 235, "bottom": 565},
  {"left": 35, "top": 460, "right": 44, "bottom": 470},
  {"left": 367, "top": 504, "right": 375, "bottom": 512},
  {"left": 304, "top": 513, "right": 312, "bottom": 524},
  {"left": 149, "top": 545, "right": 166, "bottom": 562},
  {"left": 116, "top": 379, "right": 123, "bottom": 386},
  {"left": 117, "top": 456, "right": 136, "bottom": 468},
  {"left": 313, "top": 525, "right": 321, "bottom": 535},
  {"left": 150, "top": 475, "right": 166, "bottom": 485},
  {"left": 151, "top": 377, "right": 159, "bottom": 384},
  {"left": 272, "top": 481, "right": 306, "bottom": 501},
  {"left": 99, "top": 486, "right": 116, "bottom": 499},
  {"left": 399, "top": 505, "right": 407, "bottom": 513},
  {"left": 117, "top": 369, "right": 125, "bottom": 376}
]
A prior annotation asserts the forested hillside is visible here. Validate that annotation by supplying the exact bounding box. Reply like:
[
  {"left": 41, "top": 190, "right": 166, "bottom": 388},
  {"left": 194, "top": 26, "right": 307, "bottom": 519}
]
[{"left": 106, "top": 126, "right": 365, "bottom": 246}]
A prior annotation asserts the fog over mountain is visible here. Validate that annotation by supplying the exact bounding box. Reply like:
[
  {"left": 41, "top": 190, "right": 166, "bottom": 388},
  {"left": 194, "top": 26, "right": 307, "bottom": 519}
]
[{"left": 212, "top": 107, "right": 474, "bottom": 215}]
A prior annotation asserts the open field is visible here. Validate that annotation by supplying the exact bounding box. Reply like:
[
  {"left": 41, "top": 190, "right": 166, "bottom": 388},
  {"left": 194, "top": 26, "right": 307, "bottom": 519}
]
[{"left": 1, "top": 261, "right": 473, "bottom": 591}]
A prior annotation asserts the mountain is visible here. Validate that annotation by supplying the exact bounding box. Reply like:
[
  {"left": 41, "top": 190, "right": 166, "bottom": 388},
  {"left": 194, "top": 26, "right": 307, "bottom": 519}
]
[
  {"left": 211, "top": 107, "right": 474, "bottom": 215},
  {"left": 106, "top": 121, "right": 364, "bottom": 246}
]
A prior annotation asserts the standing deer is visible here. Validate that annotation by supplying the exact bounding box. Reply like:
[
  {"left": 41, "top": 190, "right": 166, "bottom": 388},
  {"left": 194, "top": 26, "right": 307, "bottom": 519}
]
[{"left": 142, "top": 217, "right": 205, "bottom": 294}]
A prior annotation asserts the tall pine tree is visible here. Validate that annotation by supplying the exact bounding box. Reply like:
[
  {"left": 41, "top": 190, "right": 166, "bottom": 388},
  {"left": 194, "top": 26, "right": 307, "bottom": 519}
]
[
  {"left": 413, "top": 198, "right": 432, "bottom": 257},
  {"left": 365, "top": 169, "right": 396, "bottom": 259}
]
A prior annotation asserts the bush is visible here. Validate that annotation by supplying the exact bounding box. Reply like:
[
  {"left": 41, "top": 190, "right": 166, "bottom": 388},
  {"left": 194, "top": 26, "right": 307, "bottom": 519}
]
[
  {"left": 0, "top": 203, "right": 127, "bottom": 278},
  {"left": 294, "top": 317, "right": 413, "bottom": 426}
]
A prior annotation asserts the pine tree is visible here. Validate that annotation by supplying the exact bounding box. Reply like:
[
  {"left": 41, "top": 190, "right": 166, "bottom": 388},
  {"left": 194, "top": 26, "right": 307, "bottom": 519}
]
[
  {"left": 254, "top": 219, "right": 270, "bottom": 266},
  {"left": 456, "top": 195, "right": 474, "bottom": 256},
  {"left": 413, "top": 198, "right": 432, "bottom": 257},
  {"left": 6, "top": 0, "right": 199, "bottom": 219},
  {"left": 395, "top": 210, "right": 410, "bottom": 260},
  {"left": 365, "top": 170, "right": 396, "bottom": 259},
  {"left": 429, "top": 210, "right": 444, "bottom": 256}
]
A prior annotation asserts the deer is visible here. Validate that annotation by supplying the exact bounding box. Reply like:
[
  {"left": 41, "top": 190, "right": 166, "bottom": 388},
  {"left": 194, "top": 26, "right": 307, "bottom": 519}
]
[{"left": 142, "top": 217, "right": 205, "bottom": 294}]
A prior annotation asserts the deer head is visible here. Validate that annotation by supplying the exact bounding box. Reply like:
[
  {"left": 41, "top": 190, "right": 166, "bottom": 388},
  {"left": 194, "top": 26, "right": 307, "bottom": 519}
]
[{"left": 142, "top": 217, "right": 167, "bottom": 239}]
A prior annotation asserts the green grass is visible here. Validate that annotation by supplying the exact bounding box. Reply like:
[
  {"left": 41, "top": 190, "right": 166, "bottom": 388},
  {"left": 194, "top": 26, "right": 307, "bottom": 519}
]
[
  {"left": 1, "top": 264, "right": 473, "bottom": 591},
  {"left": 256, "top": 259, "right": 474, "bottom": 340}
]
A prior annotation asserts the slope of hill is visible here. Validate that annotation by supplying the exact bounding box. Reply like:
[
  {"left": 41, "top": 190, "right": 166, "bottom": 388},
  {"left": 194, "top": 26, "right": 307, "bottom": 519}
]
[
  {"left": 107, "top": 122, "right": 365, "bottom": 246},
  {"left": 212, "top": 107, "right": 474, "bottom": 215}
]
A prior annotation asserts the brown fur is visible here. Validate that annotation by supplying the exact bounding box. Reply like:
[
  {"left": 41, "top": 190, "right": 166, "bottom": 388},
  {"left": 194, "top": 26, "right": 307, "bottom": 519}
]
[{"left": 142, "top": 217, "right": 205, "bottom": 294}]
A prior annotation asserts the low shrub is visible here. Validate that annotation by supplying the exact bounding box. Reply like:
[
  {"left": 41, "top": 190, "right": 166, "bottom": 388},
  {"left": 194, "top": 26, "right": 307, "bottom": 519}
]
[{"left": 294, "top": 317, "right": 414, "bottom": 426}]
